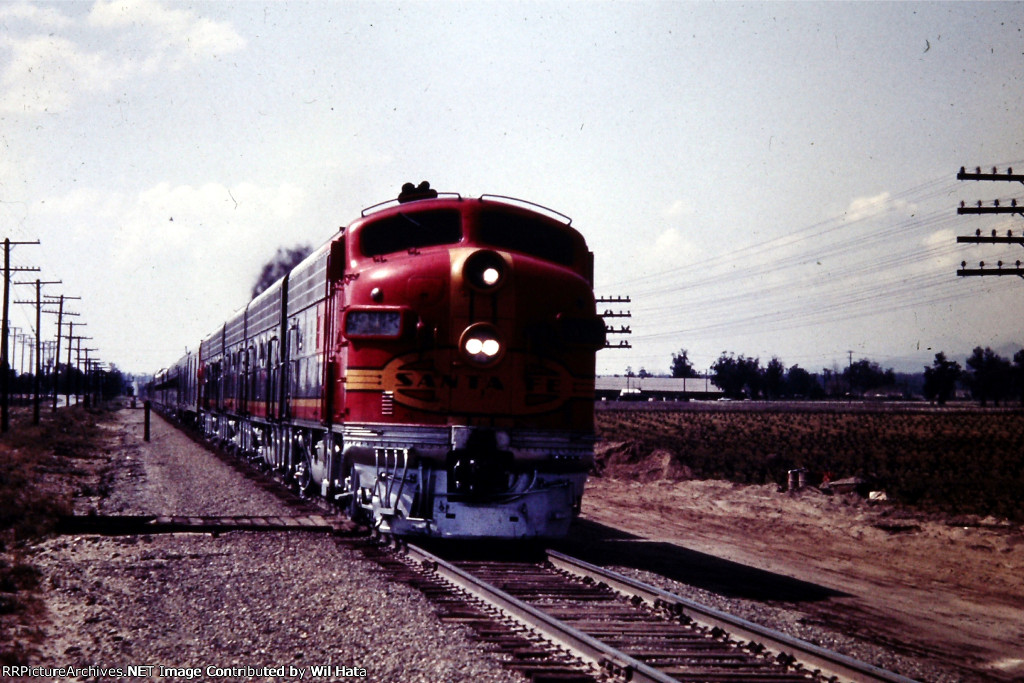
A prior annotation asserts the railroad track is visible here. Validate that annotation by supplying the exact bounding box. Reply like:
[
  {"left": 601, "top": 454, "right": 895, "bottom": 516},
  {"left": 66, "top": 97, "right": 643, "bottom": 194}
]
[{"left": 377, "top": 542, "right": 920, "bottom": 683}]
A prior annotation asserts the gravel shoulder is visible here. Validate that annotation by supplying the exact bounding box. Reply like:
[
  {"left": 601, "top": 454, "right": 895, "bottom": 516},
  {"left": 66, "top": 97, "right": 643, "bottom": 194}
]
[{"left": 27, "top": 409, "right": 523, "bottom": 683}]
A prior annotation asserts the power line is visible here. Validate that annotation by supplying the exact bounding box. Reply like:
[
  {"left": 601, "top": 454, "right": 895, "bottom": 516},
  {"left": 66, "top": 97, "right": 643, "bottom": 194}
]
[{"left": 597, "top": 169, "right": 1024, "bottom": 373}]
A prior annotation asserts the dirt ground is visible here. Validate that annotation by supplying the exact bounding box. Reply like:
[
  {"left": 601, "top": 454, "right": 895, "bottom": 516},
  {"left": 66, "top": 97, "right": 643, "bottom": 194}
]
[
  {"left": 8, "top": 407, "right": 1023, "bottom": 681},
  {"left": 567, "top": 468, "right": 1024, "bottom": 682}
]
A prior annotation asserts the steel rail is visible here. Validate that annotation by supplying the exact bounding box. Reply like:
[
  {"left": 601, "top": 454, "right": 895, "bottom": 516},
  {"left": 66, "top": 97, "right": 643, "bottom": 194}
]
[
  {"left": 546, "top": 549, "right": 920, "bottom": 683},
  {"left": 404, "top": 543, "right": 679, "bottom": 683}
]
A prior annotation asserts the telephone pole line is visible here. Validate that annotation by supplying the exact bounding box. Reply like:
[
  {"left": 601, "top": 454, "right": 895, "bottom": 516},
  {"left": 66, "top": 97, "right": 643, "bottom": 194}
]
[
  {"left": 597, "top": 296, "right": 633, "bottom": 349},
  {"left": 43, "top": 295, "right": 80, "bottom": 411},
  {"left": 954, "top": 165, "right": 1024, "bottom": 280}
]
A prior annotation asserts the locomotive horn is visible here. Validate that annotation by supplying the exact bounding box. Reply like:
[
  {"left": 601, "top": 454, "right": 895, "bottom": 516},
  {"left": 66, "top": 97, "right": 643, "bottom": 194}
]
[{"left": 398, "top": 181, "right": 438, "bottom": 203}]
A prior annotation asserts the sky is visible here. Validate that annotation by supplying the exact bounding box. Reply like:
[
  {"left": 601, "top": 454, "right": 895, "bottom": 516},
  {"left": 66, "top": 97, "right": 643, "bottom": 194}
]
[{"left": 0, "top": 0, "right": 1022, "bottom": 378}]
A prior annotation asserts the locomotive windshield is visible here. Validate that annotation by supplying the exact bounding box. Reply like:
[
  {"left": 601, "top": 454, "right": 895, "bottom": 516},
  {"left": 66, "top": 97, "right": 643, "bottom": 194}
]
[
  {"left": 477, "top": 210, "right": 577, "bottom": 266},
  {"left": 360, "top": 209, "right": 462, "bottom": 256}
]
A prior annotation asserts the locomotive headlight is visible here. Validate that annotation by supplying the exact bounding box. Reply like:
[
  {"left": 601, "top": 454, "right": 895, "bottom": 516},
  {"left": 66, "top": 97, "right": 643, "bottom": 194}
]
[
  {"left": 481, "top": 267, "right": 501, "bottom": 286},
  {"left": 459, "top": 323, "right": 504, "bottom": 366},
  {"left": 463, "top": 250, "right": 507, "bottom": 292}
]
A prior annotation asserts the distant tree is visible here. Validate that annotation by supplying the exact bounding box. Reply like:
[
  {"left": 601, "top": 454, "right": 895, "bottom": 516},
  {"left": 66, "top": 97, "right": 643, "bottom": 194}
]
[
  {"left": 251, "top": 244, "right": 313, "bottom": 298},
  {"left": 843, "top": 359, "right": 895, "bottom": 396},
  {"left": 763, "top": 357, "right": 786, "bottom": 399},
  {"left": 670, "top": 348, "right": 698, "bottom": 378},
  {"left": 965, "top": 346, "right": 1012, "bottom": 406},
  {"left": 101, "top": 364, "right": 130, "bottom": 399},
  {"left": 638, "top": 367, "right": 651, "bottom": 378},
  {"left": 786, "top": 365, "right": 818, "bottom": 398},
  {"left": 741, "top": 356, "right": 763, "bottom": 398},
  {"left": 922, "top": 352, "right": 961, "bottom": 405},
  {"left": 712, "top": 354, "right": 744, "bottom": 399},
  {"left": 712, "top": 352, "right": 762, "bottom": 399}
]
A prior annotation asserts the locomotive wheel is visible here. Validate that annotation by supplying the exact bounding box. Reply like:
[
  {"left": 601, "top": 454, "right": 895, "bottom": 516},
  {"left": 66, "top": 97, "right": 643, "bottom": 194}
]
[
  {"left": 345, "top": 468, "right": 366, "bottom": 523},
  {"left": 295, "top": 457, "right": 313, "bottom": 496},
  {"left": 292, "top": 431, "right": 314, "bottom": 497},
  {"left": 255, "top": 428, "right": 273, "bottom": 471},
  {"left": 271, "top": 425, "right": 284, "bottom": 471}
]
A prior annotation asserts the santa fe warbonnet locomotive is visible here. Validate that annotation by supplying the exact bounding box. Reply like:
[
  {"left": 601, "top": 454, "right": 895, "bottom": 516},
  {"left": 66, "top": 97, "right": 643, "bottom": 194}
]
[{"left": 151, "top": 183, "right": 606, "bottom": 539}]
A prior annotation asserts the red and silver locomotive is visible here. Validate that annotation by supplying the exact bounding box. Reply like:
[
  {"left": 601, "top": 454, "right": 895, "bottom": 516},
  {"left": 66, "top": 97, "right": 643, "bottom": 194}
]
[{"left": 152, "top": 183, "right": 605, "bottom": 538}]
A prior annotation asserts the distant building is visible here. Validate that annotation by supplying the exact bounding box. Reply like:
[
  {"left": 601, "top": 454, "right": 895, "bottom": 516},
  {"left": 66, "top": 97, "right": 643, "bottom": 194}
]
[{"left": 595, "top": 376, "right": 724, "bottom": 401}]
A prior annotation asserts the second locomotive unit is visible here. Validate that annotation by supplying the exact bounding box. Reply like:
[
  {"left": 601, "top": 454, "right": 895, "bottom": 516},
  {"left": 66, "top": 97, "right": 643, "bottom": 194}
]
[{"left": 153, "top": 182, "right": 605, "bottom": 539}]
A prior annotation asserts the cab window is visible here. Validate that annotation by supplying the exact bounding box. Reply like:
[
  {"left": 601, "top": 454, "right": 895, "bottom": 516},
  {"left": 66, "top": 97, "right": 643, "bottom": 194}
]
[
  {"left": 360, "top": 210, "right": 462, "bottom": 257},
  {"left": 477, "top": 210, "right": 576, "bottom": 266}
]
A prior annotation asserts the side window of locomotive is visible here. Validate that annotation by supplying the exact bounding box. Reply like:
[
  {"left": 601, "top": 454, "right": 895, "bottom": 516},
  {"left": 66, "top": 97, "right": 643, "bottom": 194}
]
[
  {"left": 478, "top": 211, "right": 576, "bottom": 266},
  {"left": 360, "top": 209, "right": 462, "bottom": 257}
]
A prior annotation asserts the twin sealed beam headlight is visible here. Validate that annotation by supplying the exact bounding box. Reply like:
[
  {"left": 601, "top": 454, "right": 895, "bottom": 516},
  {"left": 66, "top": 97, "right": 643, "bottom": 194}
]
[
  {"left": 459, "top": 323, "right": 504, "bottom": 366},
  {"left": 463, "top": 250, "right": 507, "bottom": 292}
]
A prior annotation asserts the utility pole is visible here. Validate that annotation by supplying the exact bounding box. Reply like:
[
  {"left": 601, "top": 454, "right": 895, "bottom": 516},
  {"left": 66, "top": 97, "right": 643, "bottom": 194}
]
[
  {"left": 1, "top": 238, "right": 40, "bottom": 432},
  {"left": 14, "top": 278, "right": 60, "bottom": 424},
  {"left": 11, "top": 329, "right": 22, "bottom": 375},
  {"left": 597, "top": 296, "right": 633, "bottom": 349},
  {"left": 8, "top": 326, "right": 19, "bottom": 374},
  {"left": 68, "top": 331, "right": 92, "bottom": 406},
  {"left": 955, "top": 165, "right": 1024, "bottom": 279},
  {"left": 65, "top": 323, "right": 83, "bottom": 409},
  {"left": 43, "top": 295, "right": 80, "bottom": 411},
  {"left": 81, "top": 349, "right": 98, "bottom": 407}
]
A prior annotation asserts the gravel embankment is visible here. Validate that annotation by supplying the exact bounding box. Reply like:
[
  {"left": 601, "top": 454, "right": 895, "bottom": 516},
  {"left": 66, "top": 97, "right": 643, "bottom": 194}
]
[{"left": 28, "top": 410, "right": 525, "bottom": 683}]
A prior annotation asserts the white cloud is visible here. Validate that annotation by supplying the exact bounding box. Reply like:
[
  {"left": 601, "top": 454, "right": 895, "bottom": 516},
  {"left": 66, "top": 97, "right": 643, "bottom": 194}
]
[
  {"left": 0, "top": 2, "right": 73, "bottom": 29},
  {"left": 0, "top": 34, "right": 118, "bottom": 113},
  {"left": 920, "top": 227, "right": 962, "bottom": 273},
  {"left": 844, "top": 191, "right": 915, "bottom": 223},
  {"left": 32, "top": 180, "right": 308, "bottom": 371},
  {"left": 622, "top": 226, "right": 702, "bottom": 279},
  {"left": 653, "top": 227, "right": 686, "bottom": 253},
  {"left": 88, "top": 0, "right": 246, "bottom": 63},
  {"left": 923, "top": 228, "right": 955, "bottom": 251},
  {"left": 117, "top": 181, "right": 306, "bottom": 270},
  {"left": 0, "top": 0, "right": 245, "bottom": 114}
]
